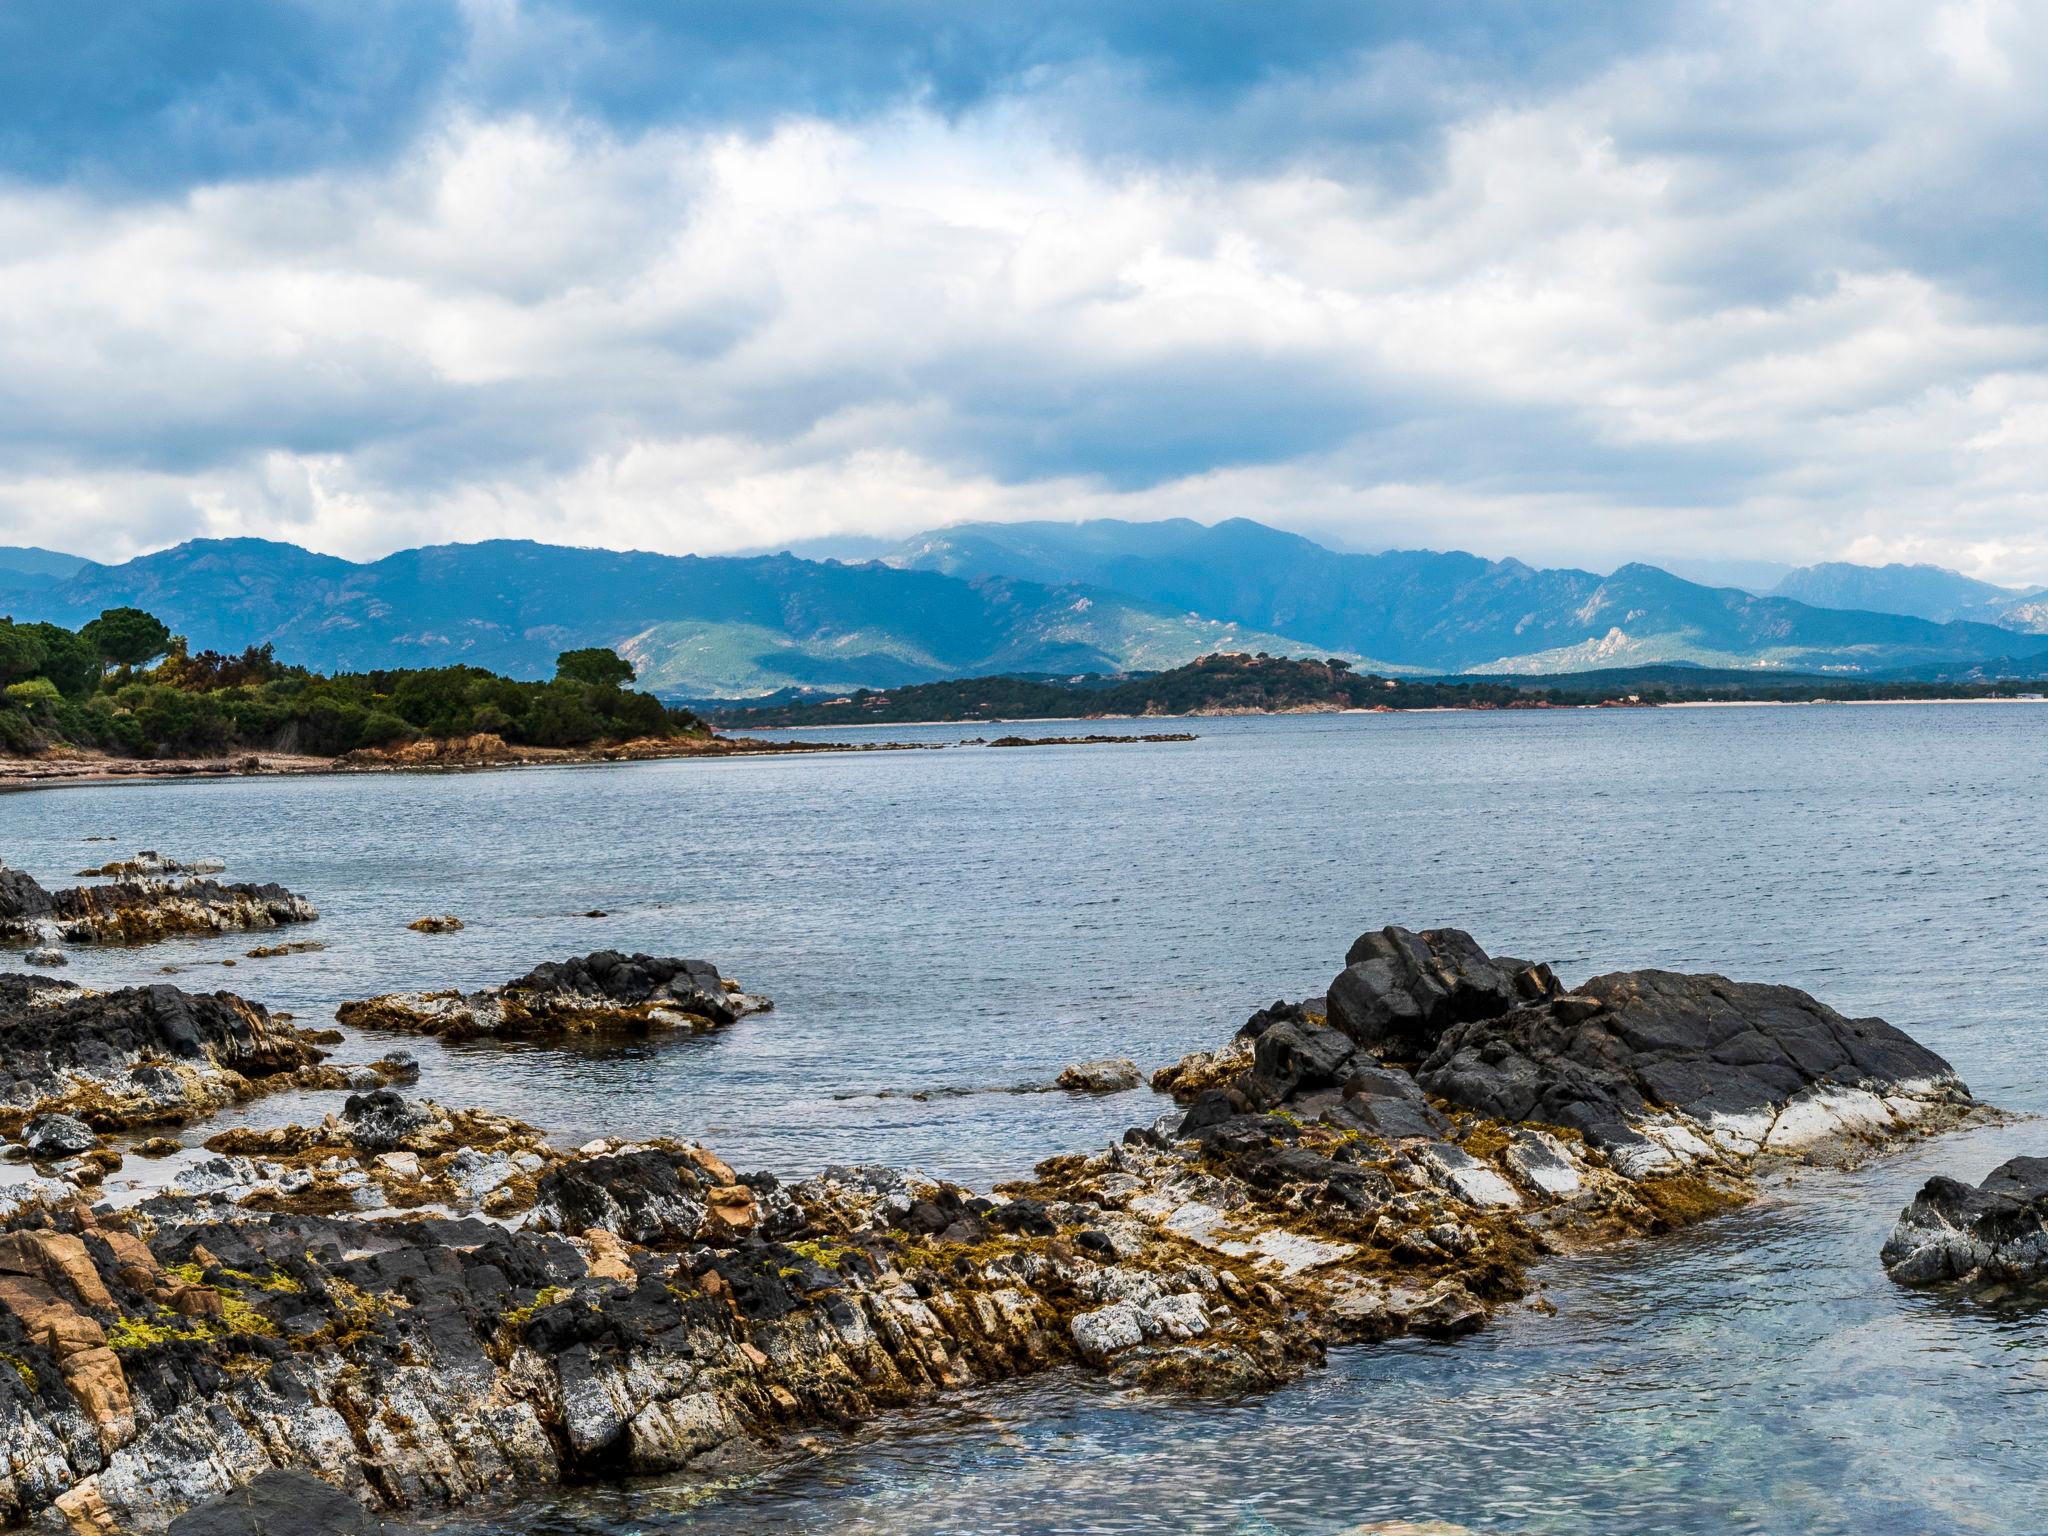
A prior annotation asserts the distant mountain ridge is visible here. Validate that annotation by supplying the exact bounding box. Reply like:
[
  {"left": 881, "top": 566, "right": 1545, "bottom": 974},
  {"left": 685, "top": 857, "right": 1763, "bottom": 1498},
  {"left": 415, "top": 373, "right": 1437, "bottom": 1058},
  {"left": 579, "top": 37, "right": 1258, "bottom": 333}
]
[
  {"left": 0, "top": 537, "right": 1326, "bottom": 698},
  {"left": 1769, "top": 561, "right": 2048, "bottom": 631},
  {"left": 3, "top": 524, "right": 2043, "bottom": 695},
  {"left": 881, "top": 518, "right": 2037, "bottom": 676}
]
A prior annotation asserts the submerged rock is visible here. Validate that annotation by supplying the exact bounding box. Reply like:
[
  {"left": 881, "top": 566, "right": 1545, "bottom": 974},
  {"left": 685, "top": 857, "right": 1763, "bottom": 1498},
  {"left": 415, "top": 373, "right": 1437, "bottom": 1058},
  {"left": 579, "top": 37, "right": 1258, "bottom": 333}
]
[
  {"left": 166, "top": 1469, "right": 419, "bottom": 1535},
  {"left": 336, "top": 951, "right": 772, "bottom": 1042},
  {"left": 405, "top": 914, "right": 463, "bottom": 934},
  {"left": 1882, "top": 1156, "right": 2048, "bottom": 1288}
]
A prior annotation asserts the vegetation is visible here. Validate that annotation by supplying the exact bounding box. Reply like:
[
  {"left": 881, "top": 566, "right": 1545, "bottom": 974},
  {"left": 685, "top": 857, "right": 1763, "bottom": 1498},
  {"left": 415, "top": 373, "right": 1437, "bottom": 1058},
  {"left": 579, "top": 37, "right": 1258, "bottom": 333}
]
[
  {"left": 711, "top": 651, "right": 2048, "bottom": 727},
  {"left": 0, "top": 608, "right": 703, "bottom": 759}
]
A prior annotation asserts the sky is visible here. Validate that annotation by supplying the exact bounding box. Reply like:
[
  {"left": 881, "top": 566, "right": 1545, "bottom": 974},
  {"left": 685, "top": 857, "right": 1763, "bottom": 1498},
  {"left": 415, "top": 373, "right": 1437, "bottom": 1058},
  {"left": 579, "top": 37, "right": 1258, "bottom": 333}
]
[{"left": 2, "top": 1, "right": 2046, "bottom": 582}]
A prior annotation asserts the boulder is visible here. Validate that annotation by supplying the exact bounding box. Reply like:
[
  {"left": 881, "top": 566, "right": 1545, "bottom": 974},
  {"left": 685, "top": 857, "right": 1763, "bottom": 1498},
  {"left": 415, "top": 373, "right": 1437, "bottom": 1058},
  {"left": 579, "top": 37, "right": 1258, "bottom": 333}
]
[
  {"left": 0, "top": 865, "right": 53, "bottom": 927},
  {"left": 166, "top": 1467, "right": 416, "bottom": 1535},
  {"left": 530, "top": 1149, "right": 709, "bottom": 1246},
  {"left": 22, "top": 1112, "right": 97, "bottom": 1160},
  {"left": 339, "top": 1091, "right": 437, "bottom": 1153},
  {"left": 1057, "top": 1058, "right": 1141, "bottom": 1093},
  {"left": 1417, "top": 966, "right": 1962, "bottom": 1160},
  {"left": 1324, "top": 926, "right": 1539, "bottom": 1060},
  {"left": 1882, "top": 1156, "right": 2048, "bottom": 1288}
]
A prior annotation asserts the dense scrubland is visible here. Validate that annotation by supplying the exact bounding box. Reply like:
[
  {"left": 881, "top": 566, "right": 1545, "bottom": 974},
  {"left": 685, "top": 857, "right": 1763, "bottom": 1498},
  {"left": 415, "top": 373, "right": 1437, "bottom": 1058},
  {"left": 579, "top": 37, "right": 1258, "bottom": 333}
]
[{"left": 0, "top": 606, "right": 703, "bottom": 759}]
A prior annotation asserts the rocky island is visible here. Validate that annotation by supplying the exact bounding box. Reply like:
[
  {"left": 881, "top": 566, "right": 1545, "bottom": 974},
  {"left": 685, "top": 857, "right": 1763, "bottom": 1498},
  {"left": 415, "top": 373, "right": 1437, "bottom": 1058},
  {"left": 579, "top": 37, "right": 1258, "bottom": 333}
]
[
  {"left": 0, "top": 923, "right": 1986, "bottom": 1531},
  {"left": 1, "top": 859, "right": 317, "bottom": 957},
  {"left": 335, "top": 952, "right": 772, "bottom": 1042}
]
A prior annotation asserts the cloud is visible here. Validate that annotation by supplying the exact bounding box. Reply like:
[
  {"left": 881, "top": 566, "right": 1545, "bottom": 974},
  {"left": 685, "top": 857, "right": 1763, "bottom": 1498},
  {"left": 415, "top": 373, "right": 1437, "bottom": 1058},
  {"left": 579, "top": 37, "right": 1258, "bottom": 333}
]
[{"left": 2, "top": 1, "right": 2048, "bottom": 581}]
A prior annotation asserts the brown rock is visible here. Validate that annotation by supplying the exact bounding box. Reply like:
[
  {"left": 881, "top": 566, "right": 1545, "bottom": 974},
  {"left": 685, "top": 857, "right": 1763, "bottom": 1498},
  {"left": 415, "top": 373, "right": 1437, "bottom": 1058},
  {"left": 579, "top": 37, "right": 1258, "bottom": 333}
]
[
  {"left": 579, "top": 1228, "right": 636, "bottom": 1282},
  {"left": 0, "top": 1230, "right": 117, "bottom": 1312},
  {"left": 59, "top": 1346, "right": 134, "bottom": 1448}
]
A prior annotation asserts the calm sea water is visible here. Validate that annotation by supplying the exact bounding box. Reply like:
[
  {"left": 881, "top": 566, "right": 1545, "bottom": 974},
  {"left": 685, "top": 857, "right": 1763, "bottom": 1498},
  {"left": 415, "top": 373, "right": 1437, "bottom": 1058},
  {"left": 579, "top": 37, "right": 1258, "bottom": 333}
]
[{"left": 7, "top": 704, "right": 2048, "bottom": 1534}]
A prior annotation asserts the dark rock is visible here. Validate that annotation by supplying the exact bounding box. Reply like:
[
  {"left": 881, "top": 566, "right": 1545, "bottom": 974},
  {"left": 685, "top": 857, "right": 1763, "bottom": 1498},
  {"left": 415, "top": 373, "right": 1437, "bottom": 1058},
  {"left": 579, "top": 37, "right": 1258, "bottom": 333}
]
[
  {"left": 1250, "top": 1018, "right": 1357, "bottom": 1098},
  {"left": 0, "top": 973, "right": 325, "bottom": 1129},
  {"left": 1177, "top": 1087, "right": 1249, "bottom": 1136},
  {"left": 166, "top": 1469, "right": 413, "bottom": 1535},
  {"left": 508, "top": 951, "right": 743, "bottom": 1024},
  {"left": 0, "top": 864, "right": 52, "bottom": 925},
  {"left": 530, "top": 1149, "right": 708, "bottom": 1245},
  {"left": 1417, "top": 966, "right": 1963, "bottom": 1157},
  {"left": 21, "top": 1111, "right": 97, "bottom": 1159},
  {"left": 1322, "top": 1067, "right": 1450, "bottom": 1140},
  {"left": 1325, "top": 926, "right": 1531, "bottom": 1060},
  {"left": 339, "top": 1090, "right": 435, "bottom": 1153},
  {"left": 1882, "top": 1156, "right": 2048, "bottom": 1288}
]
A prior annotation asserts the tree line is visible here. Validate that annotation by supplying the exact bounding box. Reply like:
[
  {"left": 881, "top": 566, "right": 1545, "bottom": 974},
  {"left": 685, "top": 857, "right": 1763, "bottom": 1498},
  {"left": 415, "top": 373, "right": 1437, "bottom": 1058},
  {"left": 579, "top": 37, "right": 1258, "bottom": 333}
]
[{"left": 0, "top": 606, "right": 701, "bottom": 758}]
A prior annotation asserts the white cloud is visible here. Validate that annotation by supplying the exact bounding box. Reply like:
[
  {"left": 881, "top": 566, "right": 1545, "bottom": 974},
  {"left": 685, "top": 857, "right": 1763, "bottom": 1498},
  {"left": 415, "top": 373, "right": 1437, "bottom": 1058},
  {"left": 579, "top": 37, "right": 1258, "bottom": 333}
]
[{"left": 4, "top": 0, "right": 2048, "bottom": 580}]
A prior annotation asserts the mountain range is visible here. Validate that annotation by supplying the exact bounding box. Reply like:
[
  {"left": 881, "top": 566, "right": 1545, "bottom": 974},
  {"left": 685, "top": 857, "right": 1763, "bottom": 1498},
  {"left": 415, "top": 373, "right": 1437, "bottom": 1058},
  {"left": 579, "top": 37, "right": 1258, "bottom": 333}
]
[{"left": 3, "top": 521, "right": 2045, "bottom": 697}]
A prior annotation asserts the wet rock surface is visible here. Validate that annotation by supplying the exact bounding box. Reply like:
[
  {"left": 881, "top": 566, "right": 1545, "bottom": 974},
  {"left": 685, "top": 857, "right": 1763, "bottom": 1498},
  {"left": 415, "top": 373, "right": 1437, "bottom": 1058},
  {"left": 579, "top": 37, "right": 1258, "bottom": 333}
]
[
  {"left": 0, "top": 927, "right": 1986, "bottom": 1532},
  {"left": 1882, "top": 1156, "right": 2048, "bottom": 1289},
  {"left": 335, "top": 951, "right": 773, "bottom": 1042},
  {"left": 0, "top": 861, "right": 317, "bottom": 951}
]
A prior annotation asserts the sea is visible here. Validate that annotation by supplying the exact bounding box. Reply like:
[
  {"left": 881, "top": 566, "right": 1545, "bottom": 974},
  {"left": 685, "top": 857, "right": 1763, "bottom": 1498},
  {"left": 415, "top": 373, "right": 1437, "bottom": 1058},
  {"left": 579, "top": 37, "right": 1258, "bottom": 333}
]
[{"left": 7, "top": 703, "right": 2048, "bottom": 1535}]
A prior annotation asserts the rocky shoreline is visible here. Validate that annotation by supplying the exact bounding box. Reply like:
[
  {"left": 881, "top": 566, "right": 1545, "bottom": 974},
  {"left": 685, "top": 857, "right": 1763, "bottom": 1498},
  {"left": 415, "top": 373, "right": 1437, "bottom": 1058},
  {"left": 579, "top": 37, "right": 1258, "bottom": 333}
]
[{"left": 0, "top": 923, "right": 1991, "bottom": 1532}]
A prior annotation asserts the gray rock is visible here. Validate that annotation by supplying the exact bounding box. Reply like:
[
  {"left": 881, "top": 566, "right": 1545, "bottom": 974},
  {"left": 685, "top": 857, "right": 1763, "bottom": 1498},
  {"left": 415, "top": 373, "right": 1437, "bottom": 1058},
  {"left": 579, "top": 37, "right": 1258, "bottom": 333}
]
[
  {"left": 1057, "top": 1057, "right": 1142, "bottom": 1093},
  {"left": 167, "top": 1468, "right": 416, "bottom": 1535},
  {"left": 340, "top": 1090, "right": 436, "bottom": 1153},
  {"left": 1882, "top": 1156, "right": 2048, "bottom": 1288},
  {"left": 23, "top": 947, "right": 65, "bottom": 968},
  {"left": 1325, "top": 926, "right": 1540, "bottom": 1060},
  {"left": 1417, "top": 965, "right": 1963, "bottom": 1155},
  {"left": 21, "top": 1111, "right": 97, "bottom": 1159}
]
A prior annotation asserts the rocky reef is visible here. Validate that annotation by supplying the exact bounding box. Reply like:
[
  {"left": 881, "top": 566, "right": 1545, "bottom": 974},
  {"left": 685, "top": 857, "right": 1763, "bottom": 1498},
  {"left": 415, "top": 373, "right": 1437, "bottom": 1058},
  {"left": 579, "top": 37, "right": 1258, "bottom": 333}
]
[
  {"left": 0, "top": 928, "right": 1985, "bottom": 1532},
  {"left": 335, "top": 951, "right": 772, "bottom": 1042},
  {"left": 0, "top": 976, "right": 402, "bottom": 1145},
  {"left": 0, "top": 860, "right": 317, "bottom": 951},
  {"left": 1881, "top": 1156, "right": 2048, "bottom": 1289}
]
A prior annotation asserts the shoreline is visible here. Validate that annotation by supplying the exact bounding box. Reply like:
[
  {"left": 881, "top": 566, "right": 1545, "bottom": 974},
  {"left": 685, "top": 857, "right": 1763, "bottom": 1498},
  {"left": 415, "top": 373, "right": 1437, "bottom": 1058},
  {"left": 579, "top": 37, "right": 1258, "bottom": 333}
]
[{"left": 738, "top": 692, "right": 2048, "bottom": 731}]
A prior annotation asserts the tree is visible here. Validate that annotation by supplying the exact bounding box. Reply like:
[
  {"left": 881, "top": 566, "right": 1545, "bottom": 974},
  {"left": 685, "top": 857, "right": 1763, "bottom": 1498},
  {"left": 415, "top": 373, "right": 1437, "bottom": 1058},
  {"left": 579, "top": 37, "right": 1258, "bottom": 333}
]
[
  {"left": 80, "top": 608, "right": 173, "bottom": 675},
  {"left": 20, "top": 623, "right": 98, "bottom": 696},
  {"left": 0, "top": 621, "right": 48, "bottom": 686},
  {"left": 554, "top": 647, "right": 635, "bottom": 689}
]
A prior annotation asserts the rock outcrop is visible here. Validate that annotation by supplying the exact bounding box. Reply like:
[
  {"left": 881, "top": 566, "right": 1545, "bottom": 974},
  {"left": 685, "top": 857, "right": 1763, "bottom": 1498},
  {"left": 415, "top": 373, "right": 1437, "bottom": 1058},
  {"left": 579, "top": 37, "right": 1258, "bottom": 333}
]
[
  {"left": 0, "top": 975, "right": 332, "bottom": 1137},
  {"left": 1881, "top": 1157, "right": 2048, "bottom": 1289},
  {"left": 335, "top": 951, "right": 772, "bottom": 1042},
  {"left": 0, "top": 862, "right": 317, "bottom": 950},
  {"left": 1057, "top": 1058, "right": 1141, "bottom": 1092},
  {"left": 0, "top": 928, "right": 1984, "bottom": 1532}
]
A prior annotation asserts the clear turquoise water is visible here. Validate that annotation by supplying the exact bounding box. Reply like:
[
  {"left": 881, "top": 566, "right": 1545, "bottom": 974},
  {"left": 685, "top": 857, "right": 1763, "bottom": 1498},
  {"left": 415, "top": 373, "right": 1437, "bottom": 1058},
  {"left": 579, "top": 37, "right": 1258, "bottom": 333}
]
[{"left": 7, "top": 704, "right": 2048, "bottom": 1533}]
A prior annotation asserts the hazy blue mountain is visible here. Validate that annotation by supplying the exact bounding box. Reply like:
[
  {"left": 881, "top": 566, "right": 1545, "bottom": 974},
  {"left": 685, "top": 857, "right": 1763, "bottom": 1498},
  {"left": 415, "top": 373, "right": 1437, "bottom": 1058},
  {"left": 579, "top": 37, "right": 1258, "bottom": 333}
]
[
  {"left": 885, "top": 518, "right": 2031, "bottom": 674},
  {"left": 0, "top": 538, "right": 1327, "bottom": 697},
  {"left": 3, "top": 525, "right": 2038, "bottom": 694},
  {"left": 1769, "top": 561, "right": 2043, "bottom": 627},
  {"left": 0, "top": 545, "right": 96, "bottom": 586}
]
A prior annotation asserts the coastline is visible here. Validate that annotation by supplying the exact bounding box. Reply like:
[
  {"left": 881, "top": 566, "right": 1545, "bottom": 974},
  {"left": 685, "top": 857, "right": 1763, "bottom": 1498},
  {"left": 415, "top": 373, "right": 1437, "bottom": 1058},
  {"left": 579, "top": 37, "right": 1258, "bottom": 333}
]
[
  {"left": 0, "top": 733, "right": 922, "bottom": 794},
  {"left": 11, "top": 692, "right": 2045, "bottom": 788},
  {"left": 740, "top": 692, "right": 2048, "bottom": 731}
]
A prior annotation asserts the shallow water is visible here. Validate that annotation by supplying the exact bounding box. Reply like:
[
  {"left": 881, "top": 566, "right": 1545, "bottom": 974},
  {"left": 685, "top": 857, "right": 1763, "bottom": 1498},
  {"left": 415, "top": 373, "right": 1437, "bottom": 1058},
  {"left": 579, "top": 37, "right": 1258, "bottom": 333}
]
[{"left": 7, "top": 704, "right": 2048, "bottom": 1533}]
